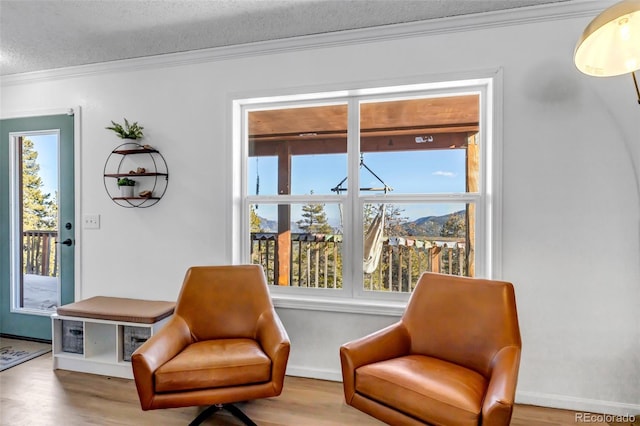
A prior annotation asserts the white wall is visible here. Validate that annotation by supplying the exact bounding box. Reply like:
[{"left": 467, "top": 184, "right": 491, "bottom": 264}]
[{"left": 2, "top": 2, "right": 639, "bottom": 416}]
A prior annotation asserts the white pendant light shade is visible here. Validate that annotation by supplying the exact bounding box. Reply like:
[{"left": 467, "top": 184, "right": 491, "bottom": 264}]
[{"left": 575, "top": 0, "right": 640, "bottom": 77}]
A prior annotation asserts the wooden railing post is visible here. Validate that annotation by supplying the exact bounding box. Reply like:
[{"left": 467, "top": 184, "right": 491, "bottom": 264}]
[
  {"left": 22, "top": 230, "right": 58, "bottom": 277},
  {"left": 430, "top": 246, "right": 442, "bottom": 273},
  {"left": 251, "top": 232, "right": 466, "bottom": 291}
]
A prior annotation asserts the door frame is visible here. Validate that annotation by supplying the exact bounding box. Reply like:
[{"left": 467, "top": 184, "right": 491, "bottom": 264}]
[{"left": 2, "top": 106, "right": 83, "bottom": 309}]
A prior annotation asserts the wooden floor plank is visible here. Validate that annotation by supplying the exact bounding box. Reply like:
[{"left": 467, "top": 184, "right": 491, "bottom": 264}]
[{"left": 0, "top": 353, "right": 634, "bottom": 425}]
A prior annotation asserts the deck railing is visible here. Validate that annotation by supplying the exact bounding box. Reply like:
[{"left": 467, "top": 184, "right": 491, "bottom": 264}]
[
  {"left": 251, "top": 232, "right": 467, "bottom": 293},
  {"left": 23, "top": 230, "right": 58, "bottom": 277}
]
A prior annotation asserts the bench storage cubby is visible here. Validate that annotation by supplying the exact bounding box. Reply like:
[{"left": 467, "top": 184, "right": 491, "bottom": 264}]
[{"left": 51, "top": 296, "right": 175, "bottom": 379}]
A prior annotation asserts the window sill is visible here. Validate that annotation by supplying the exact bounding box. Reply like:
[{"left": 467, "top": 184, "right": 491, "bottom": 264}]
[
  {"left": 10, "top": 307, "right": 56, "bottom": 317},
  {"left": 271, "top": 294, "right": 406, "bottom": 316}
]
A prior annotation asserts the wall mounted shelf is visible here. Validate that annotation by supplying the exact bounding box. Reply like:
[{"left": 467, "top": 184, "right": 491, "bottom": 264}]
[{"left": 103, "top": 142, "right": 169, "bottom": 208}]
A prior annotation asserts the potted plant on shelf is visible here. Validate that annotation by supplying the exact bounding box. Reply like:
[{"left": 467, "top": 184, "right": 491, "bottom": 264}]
[
  {"left": 106, "top": 118, "right": 144, "bottom": 140},
  {"left": 117, "top": 177, "right": 136, "bottom": 198}
]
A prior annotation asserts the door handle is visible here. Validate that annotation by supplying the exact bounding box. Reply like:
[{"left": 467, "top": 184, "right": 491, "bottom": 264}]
[{"left": 56, "top": 238, "right": 74, "bottom": 246}]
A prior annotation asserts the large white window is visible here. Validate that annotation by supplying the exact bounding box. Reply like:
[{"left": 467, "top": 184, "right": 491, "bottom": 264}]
[{"left": 233, "top": 76, "right": 500, "bottom": 310}]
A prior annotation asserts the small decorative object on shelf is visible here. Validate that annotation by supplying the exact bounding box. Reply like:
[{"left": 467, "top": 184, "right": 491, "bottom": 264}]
[
  {"left": 103, "top": 139, "right": 168, "bottom": 208},
  {"left": 105, "top": 118, "right": 144, "bottom": 139},
  {"left": 117, "top": 177, "right": 136, "bottom": 198}
]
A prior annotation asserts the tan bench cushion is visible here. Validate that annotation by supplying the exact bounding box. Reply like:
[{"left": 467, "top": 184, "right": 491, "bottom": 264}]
[{"left": 56, "top": 296, "right": 175, "bottom": 324}]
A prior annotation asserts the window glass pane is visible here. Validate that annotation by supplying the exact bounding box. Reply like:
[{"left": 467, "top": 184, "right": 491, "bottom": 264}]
[
  {"left": 362, "top": 202, "right": 474, "bottom": 293},
  {"left": 247, "top": 156, "right": 277, "bottom": 196},
  {"left": 18, "top": 134, "right": 60, "bottom": 311},
  {"left": 359, "top": 95, "right": 479, "bottom": 194},
  {"left": 248, "top": 104, "right": 348, "bottom": 195},
  {"left": 292, "top": 154, "right": 346, "bottom": 195},
  {"left": 359, "top": 150, "right": 466, "bottom": 194},
  {"left": 250, "top": 203, "right": 344, "bottom": 288}
]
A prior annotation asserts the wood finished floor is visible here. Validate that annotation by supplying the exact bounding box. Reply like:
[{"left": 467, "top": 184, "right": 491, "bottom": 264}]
[{"left": 0, "top": 353, "right": 634, "bottom": 426}]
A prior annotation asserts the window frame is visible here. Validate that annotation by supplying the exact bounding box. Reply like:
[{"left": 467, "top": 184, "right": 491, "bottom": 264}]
[{"left": 231, "top": 72, "right": 502, "bottom": 314}]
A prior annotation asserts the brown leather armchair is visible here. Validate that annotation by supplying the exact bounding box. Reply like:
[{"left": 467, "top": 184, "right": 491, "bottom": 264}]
[
  {"left": 340, "top": 272, "right": 521, "bottom": 426},
  {"left": 131, "top": 265, "right": 290, "bottom": 426}
]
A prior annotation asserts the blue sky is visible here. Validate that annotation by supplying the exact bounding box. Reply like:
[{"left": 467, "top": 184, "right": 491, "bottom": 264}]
[
  {"left": 249, "top": 148, "right": 468, "bottom": 224},
  {"left": 28, "top": 133, "right": 59, "bottom": 199}
]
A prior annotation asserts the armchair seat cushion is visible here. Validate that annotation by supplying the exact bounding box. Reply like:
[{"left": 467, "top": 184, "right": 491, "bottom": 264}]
[
  {"left": 155, "top": 339, "right": 271, "bottom": 393},
  {"left": 355, "top": 355, "right": 487, "bottom": 426}
]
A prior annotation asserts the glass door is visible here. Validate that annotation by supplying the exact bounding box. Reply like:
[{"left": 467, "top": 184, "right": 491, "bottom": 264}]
[{"left": 1, "top": 114, "right": 75, "bottom": 340}]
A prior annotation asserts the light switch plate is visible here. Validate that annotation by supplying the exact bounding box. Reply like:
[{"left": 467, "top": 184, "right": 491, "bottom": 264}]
[{"left": 83, "top": 214, "right": 100, "bottom": 229}]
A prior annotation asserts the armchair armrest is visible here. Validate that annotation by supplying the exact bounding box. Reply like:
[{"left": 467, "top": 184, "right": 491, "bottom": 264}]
[
  {"left": 482, "top": 345, "right": 521, "bottom": 426},
  {"left": 131, "top": 315, "right": 192, "bottom": 409},
  {"left": 339, "top": 321, "right": 410, "bottom": 403},
  {"left": 256, "top": 309, "right": 291, "bottom": 394}
]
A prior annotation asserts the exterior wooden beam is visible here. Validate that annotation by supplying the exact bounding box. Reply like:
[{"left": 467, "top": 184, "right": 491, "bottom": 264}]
[
  {"left": 277, "top": 143, "right": 291, "bottom": 285},
  {"left": 249, "top": 132, "right": 472, "bottom": 157},
  {"left": 466, "top": 133, "right": 478, "bottom": 277}
]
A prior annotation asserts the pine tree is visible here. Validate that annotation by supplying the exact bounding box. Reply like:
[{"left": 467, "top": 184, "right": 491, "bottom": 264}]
[
  {"left": 296, "top": 202, "right": 333, "bottom": 234},
  {"left": 249, "top": 204, "right": 274, "bottom": 281},
  {"left": 440, "top": 213, "right": 466, "bottom": 275},
  {"left": 22, "top": 138, "right": 56, "bottom": 231},
  {"left": 250, "top": 205, "right": 262, "bottom": 232},
  {"left": 440, "top": 213, "right": 465, "bottom": 238},
  {"left": 294, "top": 199, "right": 338, "bottom": 288}
]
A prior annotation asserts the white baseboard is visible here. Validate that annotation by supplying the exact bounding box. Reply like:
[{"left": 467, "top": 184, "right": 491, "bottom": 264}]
[
  {"left": 517, "top": 390, "right": 640, "bottom": 416},
  {"left": 285, "top": 365, "right": 342, "bottom": 382}
]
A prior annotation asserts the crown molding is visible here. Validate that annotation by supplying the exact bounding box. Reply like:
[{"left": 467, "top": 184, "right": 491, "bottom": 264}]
[{"left": 0, "top": 0, "right": 608, "bottom": 86}]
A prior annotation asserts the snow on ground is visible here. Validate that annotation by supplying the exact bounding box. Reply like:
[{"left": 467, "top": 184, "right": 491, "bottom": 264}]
[{"left": 23, "top": 274, "right": 58, "bottom": 311}]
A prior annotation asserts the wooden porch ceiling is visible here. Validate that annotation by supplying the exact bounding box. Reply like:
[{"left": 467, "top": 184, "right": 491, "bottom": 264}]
[{"left": 249, "top": 94, "right": 479, "bottom": 156}]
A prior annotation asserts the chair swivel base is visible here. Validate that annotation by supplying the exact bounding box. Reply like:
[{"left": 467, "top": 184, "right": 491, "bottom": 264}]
[{"left": 189, "top": 403, "right": 257, "bottom": 426}]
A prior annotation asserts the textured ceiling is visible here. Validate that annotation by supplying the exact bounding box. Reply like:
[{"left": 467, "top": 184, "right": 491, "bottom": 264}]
[{"left": 0, "top": 0, "right": 569, "bottom": 76}]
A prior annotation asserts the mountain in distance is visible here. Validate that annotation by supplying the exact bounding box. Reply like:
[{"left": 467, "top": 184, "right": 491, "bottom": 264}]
[
  {"left": 255, "top": 217, "right": 305, "bottom": 233},
  {"left": 255, "top": 209, "right": 465, "bottom": 236},
  {"left": 256, "top": 217, "right": 277, "bottom": 232},
  {"left": 404, "top": 209, "right": 466, "bottom": 237}
]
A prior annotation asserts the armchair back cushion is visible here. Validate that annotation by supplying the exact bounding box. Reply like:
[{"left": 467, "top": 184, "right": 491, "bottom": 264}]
[
  {"left": 404, "top": 273, "right": 521, "bottom": 377},
  {"left": 176, "top": 265, "right": 273, "bottom": 341}
]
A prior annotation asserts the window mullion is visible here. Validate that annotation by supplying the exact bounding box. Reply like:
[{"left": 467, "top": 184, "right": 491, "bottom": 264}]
[
  {"left": 246, "top": 194, "right": 345, "bottom": 204},
  {"left": 358, "top": 193, "right": 481, "bottom": 204},
  {"left": 342, "top": 98, "right": 361, "bottom": 297}
]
